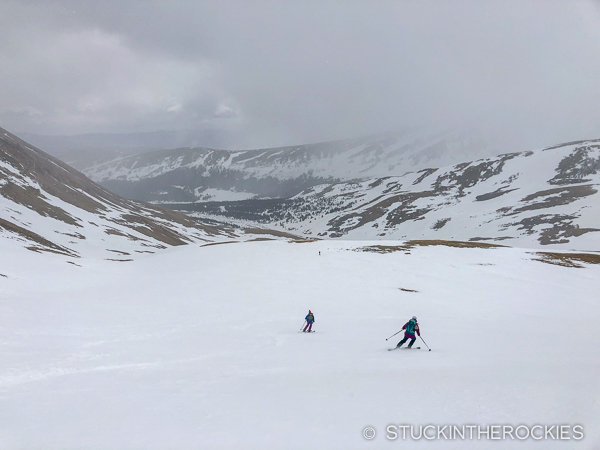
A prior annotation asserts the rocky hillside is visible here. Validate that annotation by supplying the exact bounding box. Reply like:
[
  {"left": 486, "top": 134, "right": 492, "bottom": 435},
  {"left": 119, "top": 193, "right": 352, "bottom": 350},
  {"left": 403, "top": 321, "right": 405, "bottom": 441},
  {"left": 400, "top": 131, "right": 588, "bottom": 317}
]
[
  {"left": 0, "top": 127, "right": 238, "bottom": 259},
  {"left": 177, "top": 139, "right": 600, "bottom": 250},
  {"left": 83, "top": 129, "right": 496, "bottom": 203}
]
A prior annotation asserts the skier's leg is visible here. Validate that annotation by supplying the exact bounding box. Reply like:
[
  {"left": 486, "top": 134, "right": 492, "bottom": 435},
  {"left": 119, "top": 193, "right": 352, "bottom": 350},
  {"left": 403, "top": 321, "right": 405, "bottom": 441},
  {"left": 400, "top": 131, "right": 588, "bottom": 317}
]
[
  {"left": 303, "top": 323, "right": 308, "bottom": 332},
  {"left": 408, "top": 337, "right": 416, "bottom": 348},
  {"left": 397, "top": 336, "right": 408, "bottom": 347},
  {"left": 308, "top": 323, "right": 313, "bottom": 332}
]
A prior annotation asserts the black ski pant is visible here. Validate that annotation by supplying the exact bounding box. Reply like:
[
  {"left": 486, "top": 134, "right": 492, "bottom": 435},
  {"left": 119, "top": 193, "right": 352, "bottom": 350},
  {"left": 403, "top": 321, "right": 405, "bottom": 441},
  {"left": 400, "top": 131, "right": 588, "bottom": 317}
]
[{"left": 397, "top": 336, "right": 416, "bottom": 348}]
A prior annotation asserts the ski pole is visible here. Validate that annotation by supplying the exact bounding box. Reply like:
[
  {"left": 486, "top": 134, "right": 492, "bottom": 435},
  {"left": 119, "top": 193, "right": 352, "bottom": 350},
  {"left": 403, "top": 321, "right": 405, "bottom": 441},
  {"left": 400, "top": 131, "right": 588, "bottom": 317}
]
[
  {"left": 420, "top": 335, "right": 432, "bottom": 351},
  {"left": 385, "top": 330, "right": 403, "bottom": 341},
  {"left": 300, "top": 321, "right": 307, "bottom": 331}
]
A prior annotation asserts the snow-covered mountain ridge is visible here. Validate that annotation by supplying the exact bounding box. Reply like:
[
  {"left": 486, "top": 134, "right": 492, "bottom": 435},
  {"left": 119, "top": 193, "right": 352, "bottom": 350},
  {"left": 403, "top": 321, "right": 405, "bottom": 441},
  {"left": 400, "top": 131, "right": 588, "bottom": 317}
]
[
  {"left": 83, "top": 130, "right": 496, "bottom": 203},
  {"left": 179, "top": 139, "right": 600, "bottom": 250}
]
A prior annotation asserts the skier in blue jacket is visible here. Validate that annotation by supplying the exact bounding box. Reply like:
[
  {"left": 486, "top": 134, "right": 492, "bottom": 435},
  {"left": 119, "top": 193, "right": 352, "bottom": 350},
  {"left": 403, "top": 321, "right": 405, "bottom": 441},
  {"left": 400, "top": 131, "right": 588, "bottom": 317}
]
[
  {"left": 396, "top": 316, "right": 420, "bottom": 348},
  {"left": 303, "top": 310, "right": 315, "bottom": 332}
]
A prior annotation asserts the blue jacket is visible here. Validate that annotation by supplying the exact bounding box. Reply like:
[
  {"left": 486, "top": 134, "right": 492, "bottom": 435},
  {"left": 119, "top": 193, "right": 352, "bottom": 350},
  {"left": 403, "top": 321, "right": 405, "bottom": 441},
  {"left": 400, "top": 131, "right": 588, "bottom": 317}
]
[{"left": 305, "top": 313, "right": 315, "bottom": 323}]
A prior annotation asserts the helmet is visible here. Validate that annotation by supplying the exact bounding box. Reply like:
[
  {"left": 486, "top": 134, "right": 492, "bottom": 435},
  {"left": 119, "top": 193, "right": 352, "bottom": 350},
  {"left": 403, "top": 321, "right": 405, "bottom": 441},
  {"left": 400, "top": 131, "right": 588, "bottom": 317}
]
[
  {"left": 309, "top": 310, "right": 312, "bottom": 313},
  {"left": 412, "top": 316, "right": 417, "bottom": 320}
]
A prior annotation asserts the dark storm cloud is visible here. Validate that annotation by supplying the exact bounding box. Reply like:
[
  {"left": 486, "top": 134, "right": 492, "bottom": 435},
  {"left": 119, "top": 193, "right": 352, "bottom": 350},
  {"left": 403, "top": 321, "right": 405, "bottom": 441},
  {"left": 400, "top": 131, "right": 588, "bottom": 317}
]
[{"left": 1, "top": 0, "right": 600, "bottom": 149}]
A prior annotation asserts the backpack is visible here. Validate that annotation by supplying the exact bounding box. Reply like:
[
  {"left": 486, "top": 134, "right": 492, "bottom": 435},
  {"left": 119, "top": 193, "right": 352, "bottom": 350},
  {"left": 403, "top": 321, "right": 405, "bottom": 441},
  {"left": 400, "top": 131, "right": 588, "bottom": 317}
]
[
  {"left": 406, "top": 319, "right": 417, "bottom": 335},
  {"left": 307, "top": 313, "right": 314, "bottom": 322}
]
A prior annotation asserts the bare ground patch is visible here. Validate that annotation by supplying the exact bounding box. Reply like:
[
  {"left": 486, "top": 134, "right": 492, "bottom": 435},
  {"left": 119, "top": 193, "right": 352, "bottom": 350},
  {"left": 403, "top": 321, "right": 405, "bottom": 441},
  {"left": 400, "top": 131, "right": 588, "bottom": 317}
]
[
  {"left": 469, "top": 236, "right": 515, "bottom": 242},
  {"left": 201, "top": 241, "right": 239, "bottom": 247},
  {"left": 244, "top": 228, "right": 305, "bottom": 239},
  {"left": 355, "top": 245, "right": 411, "bottom": 254},
  {"left": 432, "top": 218, "right": 451, "bottom": 230},
  {"left": 107, "top": 249, "right": 131, "bottom": 256},
  {"left": 354, "top": 239, "right": 505, "bottom": 254},
  {"left": 511, "top": 185, "right": 598, "bottom": 214},
  {"left": 475, "top": 187, "right": 518, "bottom": 201},
  {"left": 532, "top": 252, "right": 600, "bottom": 268},
  {"left": 405, "top": 240, "right": 505, "bottom": 249},
  {"left": 502, "top": 214, "right": 600, "bottom": 245}
]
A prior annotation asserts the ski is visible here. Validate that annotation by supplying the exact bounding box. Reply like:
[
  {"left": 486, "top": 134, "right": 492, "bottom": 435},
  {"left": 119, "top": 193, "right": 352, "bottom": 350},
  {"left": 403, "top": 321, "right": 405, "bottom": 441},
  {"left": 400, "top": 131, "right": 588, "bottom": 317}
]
[{"left": 388, "top": 346, "right": 420, "bottom": 351}]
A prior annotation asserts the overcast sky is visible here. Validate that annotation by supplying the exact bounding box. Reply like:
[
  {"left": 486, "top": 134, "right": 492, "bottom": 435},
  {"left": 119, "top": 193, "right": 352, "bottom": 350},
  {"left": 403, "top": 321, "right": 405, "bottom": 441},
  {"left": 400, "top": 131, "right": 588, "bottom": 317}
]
[{"left": 1, "top": 0, "right": 600, "bottom": 150}]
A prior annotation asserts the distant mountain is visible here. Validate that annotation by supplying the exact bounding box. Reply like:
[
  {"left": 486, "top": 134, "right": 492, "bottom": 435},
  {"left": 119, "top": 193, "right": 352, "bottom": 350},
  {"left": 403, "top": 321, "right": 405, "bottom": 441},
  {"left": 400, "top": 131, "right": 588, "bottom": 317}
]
[
  {"left": 175, "top": 139, "right": 600, "bottom": 250},
  {"left": 0, "top": 127, "right": 238, "bottom": 259},
  {"left": 83, "top": 129, "right": 498, "bottom": 203},
  {"left": 15, "top": 129, "right": 233, "bottom": 170}
]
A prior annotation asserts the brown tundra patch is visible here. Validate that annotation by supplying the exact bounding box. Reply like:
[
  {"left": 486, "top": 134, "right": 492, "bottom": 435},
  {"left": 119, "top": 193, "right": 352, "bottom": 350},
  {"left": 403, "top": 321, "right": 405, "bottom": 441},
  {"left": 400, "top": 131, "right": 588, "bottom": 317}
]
[
  {"left": 532, "top": 252, "right": 600, "bottom": 268},
  {"left": 355, "top": 239, "right": 505, "bottom": 254}
]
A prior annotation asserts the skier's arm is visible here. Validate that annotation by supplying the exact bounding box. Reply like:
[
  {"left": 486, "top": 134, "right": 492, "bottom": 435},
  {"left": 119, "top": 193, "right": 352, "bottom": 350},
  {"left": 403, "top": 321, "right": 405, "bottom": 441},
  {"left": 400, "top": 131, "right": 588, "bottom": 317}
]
[
  {"left": 415, "top": 324, "right": 420, "bottom": 336},
  {"left": 402, "top": 322, "right": 408, "bottom": 330}
]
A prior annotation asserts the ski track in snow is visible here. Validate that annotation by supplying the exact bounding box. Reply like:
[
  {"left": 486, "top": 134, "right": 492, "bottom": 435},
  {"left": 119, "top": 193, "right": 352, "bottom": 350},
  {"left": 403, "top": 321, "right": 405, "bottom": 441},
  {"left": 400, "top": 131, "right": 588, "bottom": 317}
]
[{"left": 0, "top": 240, "right": 599, "bottom": 449}]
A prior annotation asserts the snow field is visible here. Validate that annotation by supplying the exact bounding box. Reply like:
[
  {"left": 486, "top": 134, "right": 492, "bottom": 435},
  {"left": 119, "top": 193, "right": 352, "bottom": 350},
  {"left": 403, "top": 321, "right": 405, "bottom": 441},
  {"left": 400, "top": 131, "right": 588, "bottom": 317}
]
[{"left": 0, "top": 240, "right": 598, "bottom": 449}]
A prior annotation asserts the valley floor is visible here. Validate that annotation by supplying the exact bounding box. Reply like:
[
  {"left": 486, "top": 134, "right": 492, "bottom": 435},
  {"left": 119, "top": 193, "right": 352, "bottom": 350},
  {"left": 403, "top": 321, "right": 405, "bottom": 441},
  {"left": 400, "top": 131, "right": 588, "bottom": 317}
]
[{"left": 0, "top": 240, "right": 599, "bottom": 449}]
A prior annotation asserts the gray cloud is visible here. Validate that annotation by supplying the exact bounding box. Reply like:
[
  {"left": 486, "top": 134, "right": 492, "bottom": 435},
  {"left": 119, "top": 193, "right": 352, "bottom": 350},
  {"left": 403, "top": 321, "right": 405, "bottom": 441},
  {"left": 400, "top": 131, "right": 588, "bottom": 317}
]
[{"left": 2, "top": 0, "right": 600, "bottom": 150}]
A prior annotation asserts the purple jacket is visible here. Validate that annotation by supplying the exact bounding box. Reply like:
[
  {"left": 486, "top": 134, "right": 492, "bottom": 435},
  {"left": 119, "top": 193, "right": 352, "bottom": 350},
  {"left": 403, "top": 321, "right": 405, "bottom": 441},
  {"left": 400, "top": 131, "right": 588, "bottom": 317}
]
[{"left": 402, "top": 321, "right": 420, "bottom": 338}]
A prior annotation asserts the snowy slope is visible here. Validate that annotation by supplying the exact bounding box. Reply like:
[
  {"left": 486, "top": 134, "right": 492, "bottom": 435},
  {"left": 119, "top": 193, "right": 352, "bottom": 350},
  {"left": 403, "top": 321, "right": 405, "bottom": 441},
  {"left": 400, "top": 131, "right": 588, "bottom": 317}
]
[
  {"left": 185, "top": 140, "right": 600, "bottom": 250},
  {"left": 0, "top": 240, "right": 598, "bottom": 449},
  {"left": 0, "top": 127, "right": 240, "bottom": 259},
  {"left": 82, "top": 129, "right": 497, "bottom": 203}
]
